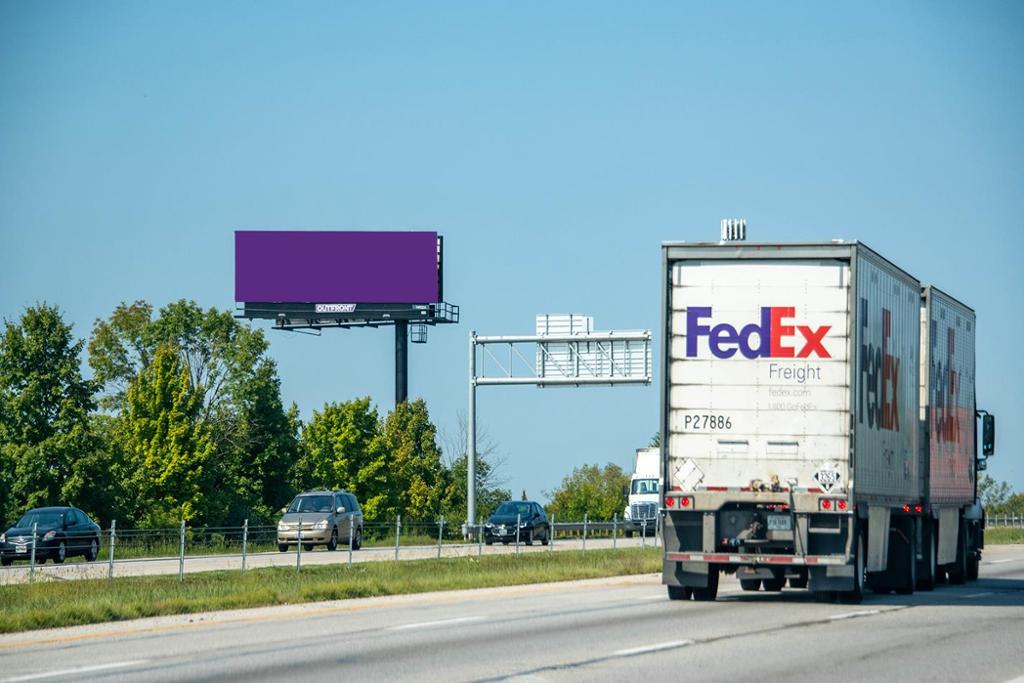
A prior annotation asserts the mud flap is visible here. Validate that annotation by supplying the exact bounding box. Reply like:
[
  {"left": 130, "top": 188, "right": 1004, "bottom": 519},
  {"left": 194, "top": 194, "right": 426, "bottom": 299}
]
[
  {"left": 808, "top": 564, "right": 855, "bottom": 592},
  {"left": 663, "top": 559, "right": 714, "bottom": 588},
  {"left": 937, "top": 507, "right": 959, "bottom": 565},
  {"left": 867, "top": 507, "right": 890, "bottom": 572}
]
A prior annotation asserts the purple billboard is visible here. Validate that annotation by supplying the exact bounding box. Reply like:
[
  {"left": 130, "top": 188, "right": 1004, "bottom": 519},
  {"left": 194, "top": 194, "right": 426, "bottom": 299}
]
[{"left": 235, "top": 231, "right": 440, "bottom": 304}]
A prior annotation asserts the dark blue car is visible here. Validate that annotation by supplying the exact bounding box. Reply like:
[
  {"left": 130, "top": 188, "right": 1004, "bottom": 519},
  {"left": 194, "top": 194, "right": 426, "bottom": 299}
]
[
  {"left": 1, "top": 507, "right": 101, "bottom": 565},
  {"left": 485, "top": 501, "right": 550, "bottom": 546}
]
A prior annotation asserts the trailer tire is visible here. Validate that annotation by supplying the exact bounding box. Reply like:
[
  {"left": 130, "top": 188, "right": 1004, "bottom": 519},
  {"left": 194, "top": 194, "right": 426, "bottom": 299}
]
[
  {"left": 967, "top": 555, "right": 980, "bottom": 581},
  {"left": 739, "top": 579, "right": 761, "bottom": 592},
  {"left": 789, "top": 570, "right": 809, "bottom": 589},
  {"left": 692, "top": 567, "right": 719, "bottom": 601},
  {"left": 839, "top": 529, "right": 866, "bottom": 604},
  {"left": 667, "top": 585, "right": 693, "bottom": 601},
  {"left": 895, "top": 524, "right": 916, "bottom": 595},
  {"left": 917, "top": 523, "right": 937, "bottom": 591},
  {"left": 763, "top": 575, "right": 786, "bottom": 592}
]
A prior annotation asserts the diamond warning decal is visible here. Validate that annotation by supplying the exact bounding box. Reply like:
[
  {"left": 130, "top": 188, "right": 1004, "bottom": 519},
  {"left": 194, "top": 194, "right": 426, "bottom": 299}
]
[
  {"left": 674, "top": 459, "right": 705, "bottom": 492},
  {"left": 813, "top": 463, "right": 841, "bottom": 493}
]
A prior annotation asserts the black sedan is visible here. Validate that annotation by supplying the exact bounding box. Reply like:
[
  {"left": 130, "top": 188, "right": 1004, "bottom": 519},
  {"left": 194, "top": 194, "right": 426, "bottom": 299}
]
[
  {"left": 485, "top": 501, "right": 550, "bottom": 546},
  {"left": 1, "top": 507, "right": 102, "bottom": 565}
]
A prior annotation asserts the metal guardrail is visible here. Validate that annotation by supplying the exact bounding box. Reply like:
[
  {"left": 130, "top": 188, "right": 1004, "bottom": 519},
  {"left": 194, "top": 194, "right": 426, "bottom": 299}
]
[
  {"left": 987, "top": 514, "right": 1024, "bottom": 528},
  {"left": 0, "top": 513, "right": 661, "bottom": 584}
]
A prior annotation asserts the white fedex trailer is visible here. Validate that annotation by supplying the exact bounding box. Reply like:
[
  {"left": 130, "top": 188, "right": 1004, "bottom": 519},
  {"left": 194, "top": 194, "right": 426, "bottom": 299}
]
[
  {"left": 661, "top": 240, "right": 935, "bottom": 603},
  {"left": 918, "top": 286, "right": 986, "bottom": 588}
]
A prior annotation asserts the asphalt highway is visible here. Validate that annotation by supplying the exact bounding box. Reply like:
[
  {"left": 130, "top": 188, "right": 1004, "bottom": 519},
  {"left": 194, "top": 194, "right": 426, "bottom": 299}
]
[{"left": 1, "top": 545, "right": 1022, "bottom": 682}]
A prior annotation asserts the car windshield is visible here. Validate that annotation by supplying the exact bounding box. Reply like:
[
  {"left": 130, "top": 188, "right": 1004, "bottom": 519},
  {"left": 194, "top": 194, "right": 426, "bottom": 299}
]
[
  {"left": 495, "top": 502, "right": 532, "bottom": 517},
  {"left": 631, "top": 479, "right": 658, "bottom": 495},
  {"left": 287, "top": 495, "right": 334, "bottom": 513},
  {"left": 16, "top": 511, "right": 64, "bottom": 528}
]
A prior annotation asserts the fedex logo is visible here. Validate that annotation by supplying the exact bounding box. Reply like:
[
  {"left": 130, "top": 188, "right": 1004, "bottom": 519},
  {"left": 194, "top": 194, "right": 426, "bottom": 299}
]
[
  {"left": 932, "top": 325, "right": 961, "bottom": 444},
  {"left": 858, "top": 299, "right": 901, "bottom": 432},
  {"left": 685, "top": 307, "right": 832, "bottom": 360}
]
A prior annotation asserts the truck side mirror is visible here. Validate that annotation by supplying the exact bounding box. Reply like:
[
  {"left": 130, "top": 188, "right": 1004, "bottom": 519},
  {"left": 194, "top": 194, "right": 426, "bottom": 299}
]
[{"left": 982, "top": 414, "right": 995, "bottom": 456}]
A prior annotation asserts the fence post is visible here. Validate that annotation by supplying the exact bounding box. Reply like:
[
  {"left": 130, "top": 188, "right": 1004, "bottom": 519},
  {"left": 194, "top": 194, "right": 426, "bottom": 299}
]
[
  {"left": 29, "top": 522, "right": 37, "bottom": 583},
  {"left": 583, "top": 514, "right": 588, "bottom": 552},
  {"left": 296, "top": 524, "right": 303, "bottom": 573},
  {"left": 515, "top": 513, "right": 521, "bottom": 556},
  {"left": 107, "top": 520, "right": 116, "bottom": 580},
  {"left": 438, "top": 516, "right": 444, "bottom": 559},
  {"left": 613, "top": 513, "right": 618, "bottom": 550},
  {"left": 642, "top": 519, "right": 647, "bottom": 549},
  {"left": 394, "top": 515, "right": 401, "bottom": 561},
  {"left": 178, "top": 520, "right": 186, "bottom": 582},
  {"left": 478, "top": 517, "right": 483, "bottom": 557},
  {"left": 348, "top": 516, "right": 354, "bottom": 567},
  {"left": 241, "top": 519, "right": 248, "bottom": 573},
  {"left": 549, "top": 514, "right": 555, "bottom": 554}
]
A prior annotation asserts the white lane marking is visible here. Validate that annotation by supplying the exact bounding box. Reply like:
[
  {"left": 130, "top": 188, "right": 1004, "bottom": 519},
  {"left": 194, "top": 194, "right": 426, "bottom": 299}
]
[
  {"left": 1000, "top": 675, "right": 1024, "bottom": 683},
  {"left": 987, "top": 559, "right": 1015, "bottom": 564},
  {"left": 1, "top": 660, "right": 148, "bottom": 682},
  {"left": 389, "top": 616, "right": 486, "bottom": 631},
  {"left": 829, "top": 610, "right": 880, "bottom": 621},
  {"left": 964, "top": 592, "right": 993, "bottom": 598},
  {"left": 614, "top": 640, "right": 694, "bottom": 656}
]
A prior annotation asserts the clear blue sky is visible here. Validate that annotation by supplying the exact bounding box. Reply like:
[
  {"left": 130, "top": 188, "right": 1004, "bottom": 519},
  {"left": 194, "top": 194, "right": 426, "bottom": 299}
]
[{"left": 2, "top": 2, "right": 1022, "bottom": 504}]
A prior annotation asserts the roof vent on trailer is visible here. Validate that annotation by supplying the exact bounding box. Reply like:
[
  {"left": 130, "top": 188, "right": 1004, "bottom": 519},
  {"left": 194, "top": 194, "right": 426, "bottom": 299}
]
[{"left": 720, "top": 218, "right": 746, "bottom": 242}]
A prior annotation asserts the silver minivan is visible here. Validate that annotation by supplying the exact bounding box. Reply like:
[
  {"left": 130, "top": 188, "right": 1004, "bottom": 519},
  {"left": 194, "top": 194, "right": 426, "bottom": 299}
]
[{"left": 277, "top": 490, "right": 363, "bottom": 552}]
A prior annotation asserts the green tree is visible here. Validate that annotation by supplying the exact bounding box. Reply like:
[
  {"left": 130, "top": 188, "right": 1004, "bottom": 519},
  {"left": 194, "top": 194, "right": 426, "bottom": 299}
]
[
  {"left": 89, "top": 300, "right": 299, "bottom": 525},
  {"left": 120, "top": 345, "right": 215, "bottom": 526},
  {"left": 439, "top": 415, "right": 512, "bottom": 524},
  {"left": 0, "top": 304, "right": 96, "bottom": 523},
  {"left": 60, "top": 414, "right": 129, "bottom": 527},
  {"left": 293, "top": 398, "right": 383, "bottom": 514},
  {"left": 989, "top": 492, "right": 1024, "bottom": 516},
  {"left": 374, "top": 399, "right": 445, "bottom": 521},
  {"left": 544, "top": 463, "right": 630, "bottom": 521},
  {"left": 648, "top": 432, "right": 661, "bottom": 448},
  {"left": 978, "top": 474, "right": 1013, "bottom": 510}
]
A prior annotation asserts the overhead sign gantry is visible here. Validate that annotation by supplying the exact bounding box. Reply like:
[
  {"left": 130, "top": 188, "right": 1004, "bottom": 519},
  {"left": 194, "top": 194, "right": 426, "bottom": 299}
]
[{"left": 466, "top": 315, "right": 651, "bottom": 531}]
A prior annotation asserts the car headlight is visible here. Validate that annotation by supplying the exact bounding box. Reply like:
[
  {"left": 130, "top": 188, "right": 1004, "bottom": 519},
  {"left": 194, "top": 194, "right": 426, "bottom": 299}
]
[
  {"left": 313, "top": 520, "right": 328, "bottom": 530},
  {"left": 43, "top": 530, "right": 57, "bottom": 541},
  {"left": 277, "top": 521, "right": 288, "bottom": 531},
  {"left": 519, "top": 522, "right": 528, "bottom": 528},
  {"left": 484, "top": 523, "right": 493, "bottom": 528},
  {"left": 0, "top": 533, "right": 5, "bottom": 543}
]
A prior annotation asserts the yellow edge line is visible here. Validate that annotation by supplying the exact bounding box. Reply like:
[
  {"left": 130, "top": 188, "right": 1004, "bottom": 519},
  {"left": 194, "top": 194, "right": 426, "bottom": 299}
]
[{"left": 0, "top": 574, "right": 657, "bottom": 651}]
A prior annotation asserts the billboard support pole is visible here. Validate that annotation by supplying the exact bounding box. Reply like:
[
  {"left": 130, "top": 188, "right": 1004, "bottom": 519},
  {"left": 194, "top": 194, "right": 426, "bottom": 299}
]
[{"left": 395, "top": 320, "right": 408, "bottom": 406}]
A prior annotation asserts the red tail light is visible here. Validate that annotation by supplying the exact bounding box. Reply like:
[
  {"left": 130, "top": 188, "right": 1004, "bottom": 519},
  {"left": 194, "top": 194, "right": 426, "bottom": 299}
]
[
  {"left": 914, "top": 504, "right": 923, "bottom": 513},
  {"left": 820, "top": 499, "right": 832, "bottom": 511},
  {"left": 665, "top": 497, "right": 675, "bottom": 508},
  {"left": 837, "top": 499, "right": 848, "bottom": 511},
  {"left": 902, "top": 504, "right": 911, "bottom": 513},
  {"left": 681, "top": 497, "right": 692, "bottom": 508}
]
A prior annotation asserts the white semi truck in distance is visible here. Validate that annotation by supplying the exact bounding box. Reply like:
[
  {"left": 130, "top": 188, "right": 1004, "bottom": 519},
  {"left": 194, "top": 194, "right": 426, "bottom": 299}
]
[
  {"left": 659, "top": 236, "right": 996, "bottom": 603},
  {"left": 623, "top": 447, "right": 660, "bottom": 536}
]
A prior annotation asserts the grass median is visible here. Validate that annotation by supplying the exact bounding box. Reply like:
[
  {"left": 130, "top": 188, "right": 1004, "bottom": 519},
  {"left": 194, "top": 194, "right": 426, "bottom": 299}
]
[
  {"left": 986, "top": 527, "right": 1024, "bottom": 544},
  {"left": 0, "top": 547, "right": 661, "bottom": 634}
]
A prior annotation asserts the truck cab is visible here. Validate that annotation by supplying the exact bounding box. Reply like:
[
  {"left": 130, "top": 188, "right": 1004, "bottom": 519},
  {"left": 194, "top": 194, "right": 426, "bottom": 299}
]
[{"left": 624, "top": 447, "right": 660, "bottom": 536}]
